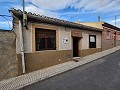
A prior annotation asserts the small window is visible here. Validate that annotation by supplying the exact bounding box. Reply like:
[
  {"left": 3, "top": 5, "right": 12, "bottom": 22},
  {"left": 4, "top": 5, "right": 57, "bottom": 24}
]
[
  {"left": 106, "top": 31, "right": 110, "bottom": 39},
  {"left": 35, "top": 28, "right": 56, "bottom": 51},
  {"left": 89, "top": 35, "right": 96, "bottom": 48}
]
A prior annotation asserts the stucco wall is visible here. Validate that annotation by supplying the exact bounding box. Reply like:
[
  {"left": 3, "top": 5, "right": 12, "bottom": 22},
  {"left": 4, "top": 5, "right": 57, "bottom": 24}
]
[
  {"left": 18, "top": 50, "right": 72, "bottom": 75},
  {"left": 14, "top": 20, "right": 102, "bottom": 53},
  {"left": 0, "top": 30, "right": 17, "bottom": 81},
  {"left": 14, "top": 20, "right": 32, "bottom": 54},
  {"left": 81, "top": 30, "right": 102, "bottom": 50},
  {"left": 59, "top": 27, "right": 72, "bottom": 50},
  {"left": 76, "top": 22, "right": 103, "bottom": 29}
]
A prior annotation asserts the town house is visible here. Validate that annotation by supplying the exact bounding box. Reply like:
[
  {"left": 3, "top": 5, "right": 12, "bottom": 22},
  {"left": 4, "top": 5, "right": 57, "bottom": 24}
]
[{"left": 10, "top": 9, "right": 102, "bottom": 75}]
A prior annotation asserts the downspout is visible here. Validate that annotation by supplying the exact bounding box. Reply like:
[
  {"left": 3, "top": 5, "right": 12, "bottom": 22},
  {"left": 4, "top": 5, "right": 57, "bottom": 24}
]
[
  {"left": 19, "top": 20, "right": 26, "bottom": 74},
  {"left": 20, "top": 0, "right": 26, "bottom": 74}
]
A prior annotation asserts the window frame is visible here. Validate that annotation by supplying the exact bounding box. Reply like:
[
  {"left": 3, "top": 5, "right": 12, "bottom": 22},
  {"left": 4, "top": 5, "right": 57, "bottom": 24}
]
[
  {"left": 89, "top": 35, "right": 96, "bottom": 48},
  {"left": 35, "top": 28, "right": 56, "bottom": 51}
]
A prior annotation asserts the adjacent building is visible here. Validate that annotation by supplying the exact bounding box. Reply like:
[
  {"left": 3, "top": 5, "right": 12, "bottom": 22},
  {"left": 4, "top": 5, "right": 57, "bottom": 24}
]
[
  {"left": 76, "top": 22, "right": 120, "bottom": 51},
  {"left": 10, "top": 9, "right": 102, "bottom": 75}
]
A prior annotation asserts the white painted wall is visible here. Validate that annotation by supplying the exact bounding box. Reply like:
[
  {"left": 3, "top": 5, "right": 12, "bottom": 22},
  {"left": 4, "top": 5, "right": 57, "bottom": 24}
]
[
  {"left": 14, "top": 20, "right": 32, "bottom": 54},
  {"left": 81, "top": 30, "right": 101, "bottom": 49},
  {"left": 14, "top": 19, "right": 101, "bottom": 54},
  {"left": 81, "top": 31, "right": 89, "bottom": 49},
  {"left": 23, "top": 23, "right": 32, "bottom": 53},
  {"left": 59, "top": 27, "right": 72, "bottom": 50}
]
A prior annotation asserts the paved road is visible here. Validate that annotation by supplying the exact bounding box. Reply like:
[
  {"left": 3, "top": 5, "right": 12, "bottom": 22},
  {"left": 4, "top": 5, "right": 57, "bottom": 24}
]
[{"left": 21, "top": 50, "right": 120, "bottom": 90}]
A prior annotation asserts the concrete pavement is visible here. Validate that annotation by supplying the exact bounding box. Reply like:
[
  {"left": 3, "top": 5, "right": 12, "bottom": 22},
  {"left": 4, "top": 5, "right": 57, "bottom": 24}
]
[{"left": 0, "top": 46, "right": 120, "bottom": 90}]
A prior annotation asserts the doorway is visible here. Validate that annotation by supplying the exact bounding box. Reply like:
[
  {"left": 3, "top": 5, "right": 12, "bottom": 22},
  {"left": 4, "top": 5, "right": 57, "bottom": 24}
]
[{"left": 73, "top": 37, "right": 80, "bottom": 57}]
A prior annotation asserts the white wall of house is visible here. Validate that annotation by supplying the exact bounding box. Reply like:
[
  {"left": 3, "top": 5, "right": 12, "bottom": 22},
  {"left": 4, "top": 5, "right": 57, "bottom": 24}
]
[
  {"left": 81, "top": 31, "right": 89, "bottom": 49},
  {"left": 59, "top": 27, "right": 72, "bottom": 50},
  {"left": 23, "top": 23, "right": 32, "bottom": 53},
  {"left": 81, "top": 30, "right": 101, "bottom": 50},
  {"left": 14, "top": 20, "right": 102, "bottom": 54},
  {"left": 14, "top": 20, "right": 32, "bottom": 54}
]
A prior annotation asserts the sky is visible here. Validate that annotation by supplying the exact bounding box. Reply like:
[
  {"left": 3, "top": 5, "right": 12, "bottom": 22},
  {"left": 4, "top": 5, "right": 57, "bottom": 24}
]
[{"left": 0, "top": 0, "right": 120, "bottom": 30}]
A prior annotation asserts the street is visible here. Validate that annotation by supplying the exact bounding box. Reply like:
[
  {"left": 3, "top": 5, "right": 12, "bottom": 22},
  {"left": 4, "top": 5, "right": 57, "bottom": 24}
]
[{"left": 21, "top": 50, "right": 120, "bottom": 90}]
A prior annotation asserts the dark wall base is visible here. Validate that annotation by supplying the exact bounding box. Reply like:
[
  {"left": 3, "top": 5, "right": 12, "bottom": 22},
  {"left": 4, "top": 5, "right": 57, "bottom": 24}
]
[
  {"left": 79, "top": 48, "right": 102, "bottom": 57},
  {"left": 18, "top": 50, "right": 73, "bottom": 75}
]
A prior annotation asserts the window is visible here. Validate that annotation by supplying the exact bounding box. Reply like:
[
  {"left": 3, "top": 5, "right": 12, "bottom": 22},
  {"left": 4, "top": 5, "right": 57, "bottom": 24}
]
[
  {"left": 89, "top": 35, "right": 96, "bottom": 48},
  {"left": 106, "top": 31, "right": 110, "bottom": 39},
  {"left": 35, "top": 28, "right": 56, "bottom": 51}
]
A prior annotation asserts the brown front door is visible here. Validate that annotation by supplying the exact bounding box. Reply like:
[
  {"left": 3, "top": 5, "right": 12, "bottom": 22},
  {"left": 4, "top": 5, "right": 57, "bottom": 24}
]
[{"left": 73, "top": 37, "right": 79, "bottom": 57}]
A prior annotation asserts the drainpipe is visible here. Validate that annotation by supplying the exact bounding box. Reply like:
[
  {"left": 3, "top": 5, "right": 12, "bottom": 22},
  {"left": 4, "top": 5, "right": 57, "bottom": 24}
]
[
  {"left": 19, "top": 0, "right": 26, "bottom": 74},
  {"left": 19, "top": 20, "right": 26, "bottom": 74}
]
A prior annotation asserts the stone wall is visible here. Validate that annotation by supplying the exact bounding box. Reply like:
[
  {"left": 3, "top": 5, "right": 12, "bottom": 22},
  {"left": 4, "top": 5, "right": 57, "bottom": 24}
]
[{"left": 0, "top": 30, "right": 17, "bottom": 81}]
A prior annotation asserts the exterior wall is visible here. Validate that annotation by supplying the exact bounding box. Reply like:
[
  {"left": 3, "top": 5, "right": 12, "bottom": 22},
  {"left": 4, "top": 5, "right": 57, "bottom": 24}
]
[
  {"left": 102, "top": 39, "right": 114, "bottom": 51},
  {"left": 116, "top": 40, "right": 120, "bottom": 46},
  {"left": 14, "top": 19, "right": 73, "bottom": 74},
  {"left": 18, "top": 50, "right": 72, "bottom": 75},
  {"left": 14, "top": 19, "right": 32, "bottom": 54},
  {"left": 81, "top": 30, "right": 102, "bottom": 49},
  {"left": 79, "top": 48, "right": 101, "bottom": 57},
  {"left": 76, "top": 22, "right": 104, "bottom": 29},
  {"left": 0, "top": 31, "right": 17, "bottom": 81},
  {"left": 79, "top": 30, "right": 102, "bottom": 57},
  {"left": 102, "top": 27, "right": 118, "bottom": 50},
  {"left": 14, "top": 19, "right": 102, "bottom": 74},
  {"left": 116, "top": 33, "right": 120, "bottom": 40},
  {"left": 116, "top": 31, "right": 120, "bottom": 46},
  {"left": 59, "top": 27, "right": 72, "bottom": 50}
]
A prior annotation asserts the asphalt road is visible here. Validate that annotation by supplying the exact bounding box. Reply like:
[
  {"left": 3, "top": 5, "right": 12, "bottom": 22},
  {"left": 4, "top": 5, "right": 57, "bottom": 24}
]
[{"left": 21, "top": 50, "right": 120, "bottom": 90}]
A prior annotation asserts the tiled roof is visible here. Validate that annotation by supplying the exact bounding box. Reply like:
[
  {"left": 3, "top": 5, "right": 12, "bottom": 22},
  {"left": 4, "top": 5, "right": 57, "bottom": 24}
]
[
  {"left": 9, "top": 8, "right": 103, "bottom": 32},
  {"left": 103, "top": 22, "right": 120, "bottom": 31}
]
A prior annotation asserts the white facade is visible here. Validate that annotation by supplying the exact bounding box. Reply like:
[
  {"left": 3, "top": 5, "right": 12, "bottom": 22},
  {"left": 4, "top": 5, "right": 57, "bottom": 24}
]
[{"left": 14, "top": 20, "right": 102, "bottom": 54}]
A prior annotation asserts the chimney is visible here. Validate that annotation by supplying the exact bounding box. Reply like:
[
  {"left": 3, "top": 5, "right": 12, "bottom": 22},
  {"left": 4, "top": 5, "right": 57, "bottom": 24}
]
[{"left": 98, "top": 16, "right": 100, "bottom": 22}]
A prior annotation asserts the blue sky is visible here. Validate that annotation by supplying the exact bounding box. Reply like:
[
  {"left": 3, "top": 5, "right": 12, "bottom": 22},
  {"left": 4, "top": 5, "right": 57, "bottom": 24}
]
[{"left": 0, "top": 0, "right": 120, "bottom": 30}]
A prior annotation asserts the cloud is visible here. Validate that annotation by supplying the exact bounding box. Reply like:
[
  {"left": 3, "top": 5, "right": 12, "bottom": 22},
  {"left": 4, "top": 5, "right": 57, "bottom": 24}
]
[
  {"left": 27, "top": 0, "right": 78, "bottom": 11},
  {"left": 24, "top": 0, "right": 120, "bottom": 14},
  {"left": 72, "top": 0, "right": 120, "bottom": 13},
  {"left": 14, "top": 4, "right": 60, "bottom": 18},
  {"left": 13, "top": 0, "right": 120, "bottom": 16},
  {"left": 12, "top": 0, "right": 120, "bottom": 25}
]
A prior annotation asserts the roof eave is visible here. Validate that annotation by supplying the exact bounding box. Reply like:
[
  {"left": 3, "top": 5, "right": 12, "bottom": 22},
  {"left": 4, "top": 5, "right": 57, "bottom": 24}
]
[{"left": 9, "top": 9, "right": 103, "bottom": 32}]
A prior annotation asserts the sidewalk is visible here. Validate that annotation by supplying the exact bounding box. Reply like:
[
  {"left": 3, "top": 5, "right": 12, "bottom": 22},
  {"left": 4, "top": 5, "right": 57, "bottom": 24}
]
[{"left": 0, "top": 46, "right": 120, "bottom": 90}]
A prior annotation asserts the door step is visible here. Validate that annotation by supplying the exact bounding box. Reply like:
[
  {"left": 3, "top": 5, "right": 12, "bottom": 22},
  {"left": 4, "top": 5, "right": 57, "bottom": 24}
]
[{"left": 73, "top": 57, "right": 81, "bottom": 62}]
